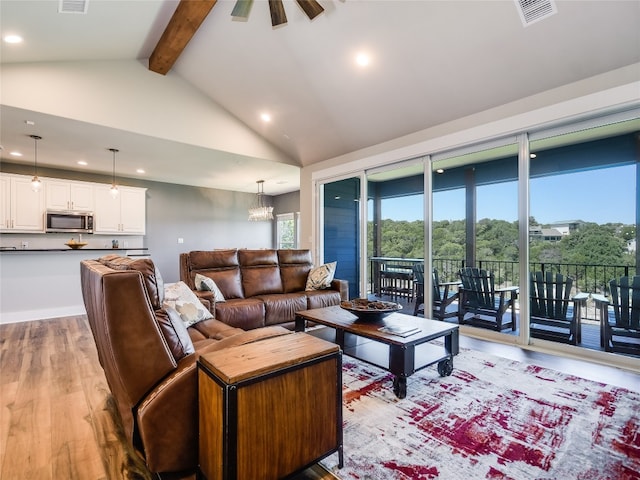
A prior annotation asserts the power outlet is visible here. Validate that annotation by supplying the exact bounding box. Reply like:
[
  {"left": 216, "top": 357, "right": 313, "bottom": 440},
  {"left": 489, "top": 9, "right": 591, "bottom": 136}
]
[{"left": 178, "top": 238, "right": 184, "bottom": 244}]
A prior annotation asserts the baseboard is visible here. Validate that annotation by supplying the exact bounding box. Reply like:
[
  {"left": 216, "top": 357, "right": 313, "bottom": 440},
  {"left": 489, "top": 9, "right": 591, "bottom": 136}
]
[{"left": 0, "top": 305, "right": 86, "bottom": 324}]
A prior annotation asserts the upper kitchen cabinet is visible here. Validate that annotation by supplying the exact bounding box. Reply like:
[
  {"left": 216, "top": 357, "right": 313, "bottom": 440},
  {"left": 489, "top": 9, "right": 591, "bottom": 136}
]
[
  {"left": 94, "top": 185, "right": 146, "bottom": 235},
  {"left": 0, "top": 173, "right": 45, "bottom": 232},
  {"left": 45, "top": 179, "right": 94, "bottom": 212}
]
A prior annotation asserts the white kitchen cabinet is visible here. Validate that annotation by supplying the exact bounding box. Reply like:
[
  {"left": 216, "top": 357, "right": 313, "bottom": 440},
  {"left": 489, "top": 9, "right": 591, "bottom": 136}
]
[
  {"left": 0, "top": 173, "right": 45, "bottom": 232},
  {"left": 94, "top": 185, "right": 146, "bottom": 234},
  {"left": 45, "top": 179, "right": 94, "bottom": 211}
]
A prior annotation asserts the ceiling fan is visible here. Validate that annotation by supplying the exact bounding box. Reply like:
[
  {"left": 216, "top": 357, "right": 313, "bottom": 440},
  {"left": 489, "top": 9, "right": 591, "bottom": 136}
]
[
  {"left": 149, "top": 0, "right": 325, "bottom": 75},
  {"left": 232, "top": 0, "right": 325, "bottom": 26}
]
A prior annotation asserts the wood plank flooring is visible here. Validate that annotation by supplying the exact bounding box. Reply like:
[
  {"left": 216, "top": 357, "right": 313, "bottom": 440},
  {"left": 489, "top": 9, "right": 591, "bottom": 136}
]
[
  {"left": 0, "top": 316, "right": 337, "bottom": 480},
  {"left": 1, "top": 315, "right": 637, "bottom": 479}
]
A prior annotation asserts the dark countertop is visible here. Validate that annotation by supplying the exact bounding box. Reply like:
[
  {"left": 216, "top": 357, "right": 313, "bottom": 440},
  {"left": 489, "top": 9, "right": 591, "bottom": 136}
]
[{"left": 0, "top": 247, "right": 148, "bottom": 253}]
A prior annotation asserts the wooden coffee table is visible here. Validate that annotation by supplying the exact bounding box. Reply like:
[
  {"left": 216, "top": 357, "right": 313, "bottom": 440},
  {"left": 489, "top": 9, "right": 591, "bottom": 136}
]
[{"left": 295, "top": 305, "right": 459, "bottom": 399}]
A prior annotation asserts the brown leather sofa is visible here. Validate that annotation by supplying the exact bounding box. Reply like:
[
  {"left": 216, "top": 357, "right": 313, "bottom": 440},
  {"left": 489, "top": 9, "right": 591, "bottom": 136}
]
[
  {"left": 179, "top": 249, "right": 349, "bottom": 330},
  {"left": 80, "top": 254, "right": 292, "bottom": 477}
]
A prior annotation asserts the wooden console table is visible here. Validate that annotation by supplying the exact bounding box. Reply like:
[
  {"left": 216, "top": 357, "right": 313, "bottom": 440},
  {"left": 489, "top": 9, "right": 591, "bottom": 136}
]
[{"left": 197, "top": 332, "right": 343, "bottom": 480}]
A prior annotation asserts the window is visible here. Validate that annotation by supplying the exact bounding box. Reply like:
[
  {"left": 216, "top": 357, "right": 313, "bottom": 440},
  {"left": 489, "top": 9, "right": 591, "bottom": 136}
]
[{"left": 276, "top": 212, "right": 300, "bottom": 249}]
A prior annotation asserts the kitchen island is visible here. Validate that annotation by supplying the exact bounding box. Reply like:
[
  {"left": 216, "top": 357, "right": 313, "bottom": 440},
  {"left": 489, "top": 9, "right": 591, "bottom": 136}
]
[{"left": 0, "top": 248, "right": 148, "bottom": 324}]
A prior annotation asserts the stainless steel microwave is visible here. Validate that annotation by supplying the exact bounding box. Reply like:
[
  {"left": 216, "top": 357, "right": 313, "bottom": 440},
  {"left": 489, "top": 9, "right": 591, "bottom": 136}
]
[{"left": 45, "top": 211, "right": 94, "bottom": 233}]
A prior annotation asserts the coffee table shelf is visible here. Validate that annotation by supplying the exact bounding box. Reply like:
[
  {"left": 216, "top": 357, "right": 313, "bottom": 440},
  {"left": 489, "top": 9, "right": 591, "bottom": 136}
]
[{"left": 296, "top": 306, "right": 459, "bottom": 398}]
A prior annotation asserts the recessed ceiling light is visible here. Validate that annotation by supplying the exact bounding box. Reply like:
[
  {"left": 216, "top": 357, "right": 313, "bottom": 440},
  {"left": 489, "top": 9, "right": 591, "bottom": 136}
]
[
  {"left": 10, "top": 151, "right": 23, "bottom": 157},
  {"left": 136, "top": 168, "right": 145, "bottom": 174},
  {"left": 436, "top": 168, "right": 444, "bottom": 174},
  {"left": 530, "top": 153, "right": 537, "bottom": 159},
  {"left": 77, "top": 160, "right": 88, "bottom": 166},
  {"left": 355, "top": 53, "right": 370, "bottom": 67},
  {"left": 3, "top": 35, "right": 23, "bottom": 44},
  {"left": 260, "top": 113, "right": 272, "bottom": 122}
]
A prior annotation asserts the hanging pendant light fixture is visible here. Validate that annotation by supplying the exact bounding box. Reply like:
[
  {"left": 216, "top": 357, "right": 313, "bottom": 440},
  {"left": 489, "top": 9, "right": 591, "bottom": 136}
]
[
  {"left": 248, "top": 180, "right": 274, "bottom": 221},
  {"left": 29, "top": 135, "right": 42, "bottom": 192},
  {"left": 108, "top": 148, "right": 119, "bottom": 197}
]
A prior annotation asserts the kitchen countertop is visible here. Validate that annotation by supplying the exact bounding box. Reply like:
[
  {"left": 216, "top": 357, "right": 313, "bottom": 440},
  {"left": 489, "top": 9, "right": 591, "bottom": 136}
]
[{"left": 0, "top": 247, "right": 148, "bottom": 253}]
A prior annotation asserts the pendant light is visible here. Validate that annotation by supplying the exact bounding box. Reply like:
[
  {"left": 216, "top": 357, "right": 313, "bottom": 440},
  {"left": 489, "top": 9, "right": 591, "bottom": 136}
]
[
  {"left": 29, "top": 135, "right": 42, "bottom": 192},
  {"left": 248, "top": 180, "right": 274, "bottom": 221},
  {"left": 108, "top": 148, "right": 119, "bottom": 197}
]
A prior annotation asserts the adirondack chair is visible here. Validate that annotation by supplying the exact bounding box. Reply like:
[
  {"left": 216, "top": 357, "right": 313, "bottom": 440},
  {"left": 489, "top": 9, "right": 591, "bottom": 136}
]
[
  {"left": 413, "top": 265, "right": 460, "bottom": 321},
  {"left": 458, "top": 267, "right": 518, "bottom": 331},
  {"left": 529, "top": 271, "right": 588, "bottom": 345},
  {"left": 593, "top": 276, "right": 640, "bottom": 355}
]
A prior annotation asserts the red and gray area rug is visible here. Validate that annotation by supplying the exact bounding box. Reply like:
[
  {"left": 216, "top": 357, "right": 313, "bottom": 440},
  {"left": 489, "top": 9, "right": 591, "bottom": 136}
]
[{"left": 322, "top": 349, "right": 640, "bottom": 480}]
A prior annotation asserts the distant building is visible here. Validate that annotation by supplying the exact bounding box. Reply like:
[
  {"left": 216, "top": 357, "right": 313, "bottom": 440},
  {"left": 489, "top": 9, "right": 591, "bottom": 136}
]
[
  {"left": 530, "top": 226, "right": 563, "bottom": 242},
  {"left": 628, "top": 239, "right": 637, "bottom": 253},
  {"left": 548, "top": 220, "right": 584, "bottom": 236}
]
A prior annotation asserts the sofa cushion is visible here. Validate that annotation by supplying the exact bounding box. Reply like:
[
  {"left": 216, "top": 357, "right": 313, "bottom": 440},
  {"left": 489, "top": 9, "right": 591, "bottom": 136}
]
[
  {"left": 214, "top": 298, "right": 266, "bottom": 330},
  {"left": 98, "top": 254, "right": 164, "bottom": 309},
  {"left": 242, "top": 265, "right": 283, "bottom": 298},
  {"left": 305, "top": 262, "right": 337, "bottom": 291},
  {"left": 208, "top": 269, "right": 244, "bottom": 299},
  {"left": 306, "top": 289, "right": 342, "bottom": 310},
  {"left": 155, "top": 306, "right": 195, "bottom": 360},
  {"left": 240, "top": 249, "right": 283, "bottom": 297},
  {"left": 188, "top": 249, "right": 239, "bottom": 270},
  {"left": 163, "top": 281, "right": 213, "bottom": 327},
  {"left": 258, "top": 292, "right": 308, "bottom": 326},
  {"left": 187, "top": 250, "right": 243, "bottom": 299},
  {"left": 278, "top": 249, "right": 313, "bottom": 293},
  {"left": 191, "top": 319, "right": 244, "bottom": 340},
  {"left": 194, "top": 273, "right": 226, "bottom": 302}
]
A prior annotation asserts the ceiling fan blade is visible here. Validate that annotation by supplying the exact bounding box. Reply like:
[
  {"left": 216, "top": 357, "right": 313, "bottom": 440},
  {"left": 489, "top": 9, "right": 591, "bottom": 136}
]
[
  {"left": 268, "top": 0, "right": 287, "bottom": 26},
  {"left": 296, "top": 0, "right": 324, "bottom": 20},
  {"left": 231, "top": 0, "right": 253, "bottom": 18}
]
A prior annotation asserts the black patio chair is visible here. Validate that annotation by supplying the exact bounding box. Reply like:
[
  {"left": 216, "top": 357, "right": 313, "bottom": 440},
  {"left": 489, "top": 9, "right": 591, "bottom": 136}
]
[
  {"left": 413, "top": 265, "right": 459, "bottom": 321},
  {"left": 529, "top": 271, "right": 588, "bottom": 345},
  {"left": 458, "top": 267, "right": 518, "bottom": 331},
  {"left": 593, "top": 275, "right": 640, "bottom": 355}
]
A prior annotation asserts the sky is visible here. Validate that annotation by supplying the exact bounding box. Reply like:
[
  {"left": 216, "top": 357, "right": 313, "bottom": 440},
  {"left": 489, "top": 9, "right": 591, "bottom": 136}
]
[{"left": 377, "top": 164, "right": 636, "bottom": 225}]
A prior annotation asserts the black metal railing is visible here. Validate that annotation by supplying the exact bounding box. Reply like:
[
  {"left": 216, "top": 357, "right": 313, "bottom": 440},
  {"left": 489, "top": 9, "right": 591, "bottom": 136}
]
[{"left": 371, "top": 257, "right": 635, "bottom": 300}]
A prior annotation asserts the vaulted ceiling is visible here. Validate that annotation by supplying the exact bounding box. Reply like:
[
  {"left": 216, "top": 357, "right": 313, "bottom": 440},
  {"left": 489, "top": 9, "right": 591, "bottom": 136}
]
[{"left": 1, "top": 0, "right": 639, "bottom": 194}]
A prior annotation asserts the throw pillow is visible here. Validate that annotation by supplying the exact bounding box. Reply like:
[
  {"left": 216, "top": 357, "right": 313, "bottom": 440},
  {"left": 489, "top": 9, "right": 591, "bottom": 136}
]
[
  {"left": 305, "top": 261, "right": 337, "bottom": 291},
  {"left": 163, "top": 281, "right": 213, "bottom": 327},
  {"left": 194, "top": 273, "right": 226, "bottom": 302}
]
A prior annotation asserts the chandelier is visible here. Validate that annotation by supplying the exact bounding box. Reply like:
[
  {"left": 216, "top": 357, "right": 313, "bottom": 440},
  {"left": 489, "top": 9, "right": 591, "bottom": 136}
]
[{"left": 248, "top": 180, "right": 274, "bottom": 221}]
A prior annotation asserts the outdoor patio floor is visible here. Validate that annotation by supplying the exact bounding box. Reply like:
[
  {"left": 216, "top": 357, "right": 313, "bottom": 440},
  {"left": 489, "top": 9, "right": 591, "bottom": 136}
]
[{"left": 373, "top": 295, "right": 605, "bottom": 353}]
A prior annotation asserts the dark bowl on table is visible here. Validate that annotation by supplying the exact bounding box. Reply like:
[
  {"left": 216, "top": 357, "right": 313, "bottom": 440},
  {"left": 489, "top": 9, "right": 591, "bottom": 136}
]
[{"left": 340, "top": 299, "right": 402, "bottom": 321}]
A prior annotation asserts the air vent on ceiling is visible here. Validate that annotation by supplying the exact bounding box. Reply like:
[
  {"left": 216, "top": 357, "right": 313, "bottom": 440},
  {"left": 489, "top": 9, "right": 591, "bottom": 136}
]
[
  {"left": 514, "top": 0, "right": 557, "bottom": 27},
  {"left": 59, "top": 0, "right": 89, "bottom": 14}
]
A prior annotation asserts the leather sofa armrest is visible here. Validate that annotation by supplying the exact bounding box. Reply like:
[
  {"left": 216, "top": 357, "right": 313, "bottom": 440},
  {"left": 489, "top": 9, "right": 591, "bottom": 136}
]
[
  {"left": 331, "top": 278, "right": 349, "bottom": 301},
  {"left": 136, "top": 356, "right": 199, "bottom": 473},
  {"left": 193, "top": 290, "right": 215, "bottom": 314}
]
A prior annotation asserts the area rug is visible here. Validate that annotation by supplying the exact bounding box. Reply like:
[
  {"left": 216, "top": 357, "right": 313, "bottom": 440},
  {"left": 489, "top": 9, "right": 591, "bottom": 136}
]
[{"left": 321, "top": 349, "right": 640, "bottom": 480}]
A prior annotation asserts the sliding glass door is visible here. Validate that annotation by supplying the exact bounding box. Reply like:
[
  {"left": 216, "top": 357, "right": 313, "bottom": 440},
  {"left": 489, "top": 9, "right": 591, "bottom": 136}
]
[
  {"left": 316, "top": 110, "right": 639, "bottom": 365},
  {"left": 431, "top": 139, "right": 520, "bottom": 337},
  {"left": 528, "top": 118, "right": 639, "bottom": 354}
]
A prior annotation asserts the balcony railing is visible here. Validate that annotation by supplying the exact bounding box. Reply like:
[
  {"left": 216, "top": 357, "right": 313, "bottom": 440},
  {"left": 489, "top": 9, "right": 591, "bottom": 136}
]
[
  {"left": 433, "top": 258, "right": 636, "bottom": 296},
  {"left": 369, "top": 257, "right": 636, "bottom": 321}
]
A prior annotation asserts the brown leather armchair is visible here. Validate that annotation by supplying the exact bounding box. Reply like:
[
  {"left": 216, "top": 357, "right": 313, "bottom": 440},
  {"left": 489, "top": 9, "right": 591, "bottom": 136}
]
[{"left": 80, "top": 255, "right": 291, "bottom": 476}]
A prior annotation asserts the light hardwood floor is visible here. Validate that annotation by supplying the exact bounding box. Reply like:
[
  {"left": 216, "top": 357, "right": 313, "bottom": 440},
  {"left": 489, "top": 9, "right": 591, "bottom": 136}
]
[
  {"left": 1, "top": 315, "right": 637, "bottom": 479},
  {"left": 0, "top": 316, "right": 336, "bottom": 480}
]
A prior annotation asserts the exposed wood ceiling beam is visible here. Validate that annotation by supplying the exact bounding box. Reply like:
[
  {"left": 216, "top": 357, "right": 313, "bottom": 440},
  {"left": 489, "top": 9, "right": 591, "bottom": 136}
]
[{"left": 149, "top": 0, "right": 217, "bottom": 75}]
